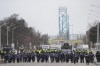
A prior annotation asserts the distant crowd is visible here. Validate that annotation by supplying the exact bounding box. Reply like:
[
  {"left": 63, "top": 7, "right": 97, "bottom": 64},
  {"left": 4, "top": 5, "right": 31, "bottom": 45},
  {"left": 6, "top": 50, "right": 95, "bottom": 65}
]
[{"left": 0, "top": 49, "right": 100, "bottom": 65}]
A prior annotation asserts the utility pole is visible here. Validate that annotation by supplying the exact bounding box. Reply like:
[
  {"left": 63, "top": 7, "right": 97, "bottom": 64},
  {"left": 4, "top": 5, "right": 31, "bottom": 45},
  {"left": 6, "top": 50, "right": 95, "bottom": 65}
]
[
  {"left": 97, "top": 22, "right": 99, "bottom": 43},
  {"left": 7, "top": 27, "right": 9, "bottom": 45},
  {"left": 12, "top": 29, "right": 14, "bottom": 44},
  {"left": 96, "top": 22, "right": 99, "bottom": 50},
  {"left": 11, "top": 26, "right": 22, "bottom": 50},
  {"left": 7, "top": 25, "right": 14, "bottom": 45},
  {"left": 0, "top": 23, "right": 7, "bottom": 49},
  {"left": 0, "top": 26, "right": 1, "bottom": 50},
  {"left": 11, "top": 27, "right": 15, "bottom": 50}
]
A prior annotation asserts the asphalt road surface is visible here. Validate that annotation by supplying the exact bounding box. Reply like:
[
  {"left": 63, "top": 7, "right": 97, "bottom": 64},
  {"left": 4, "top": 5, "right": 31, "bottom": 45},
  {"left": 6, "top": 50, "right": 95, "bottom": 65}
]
[{"left": 0, "top": 62, "right": 98, "bottom": 66}]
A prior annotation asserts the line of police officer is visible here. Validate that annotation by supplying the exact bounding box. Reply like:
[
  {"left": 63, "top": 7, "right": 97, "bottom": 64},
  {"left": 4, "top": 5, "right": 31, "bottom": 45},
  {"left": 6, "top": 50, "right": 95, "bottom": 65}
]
[{"left": 0, "top": 49, "right": 100, "bottom": 65}]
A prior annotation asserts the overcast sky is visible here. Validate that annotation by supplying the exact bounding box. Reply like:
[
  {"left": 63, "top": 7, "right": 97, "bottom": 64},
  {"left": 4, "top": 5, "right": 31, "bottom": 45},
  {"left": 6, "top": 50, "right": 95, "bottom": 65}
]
[{"left": 0, "top": 0, "right": 99, "bottom": 36}]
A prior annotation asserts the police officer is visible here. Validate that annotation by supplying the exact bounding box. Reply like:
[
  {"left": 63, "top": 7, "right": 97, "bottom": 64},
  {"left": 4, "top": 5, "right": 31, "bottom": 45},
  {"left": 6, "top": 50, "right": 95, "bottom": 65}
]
[
  {"left": 8, "top": 53, "right": 12, "bottom": 63},
  {"left": 50, "top": 52, "right": 55, "bottom": 63},
  {"left": 45, "top": 51, "right": 49, "bottom": 63},
  {"left": 89, "top": 51, "right": 94, "bottom": 63},
  {"left": 80, "top": 52, "right": 84, "bottom": 63},
  {"left": 73, "top": 52, "right": 79, "bottom": 64},
  {"left": 31, "top": 52, "right": 35, "bottom": 62},
  {"left": 85, "top": 53, "right": 90, "bottom": 65},
  {"left": 27, "top": 52, "right": 31, "bottom": 62},
  {"left": 96, "top": 51, "right": 100, "bottom": 62},
  {"left": 41, "top": 51, "right": 45, "bottom": 62},
  {"left": 59, "top": 52, "right": 64, "bottom": 63},
  {"left": 12, "top": 52, "right": 16, "bottom": 63},
  {"left": 4, "top": 51, "right": 8, "bottom": 63},
  {"left": 55, "top": 52, "right": 60, "bottom": 63},
  {"left": 22, "top": 52, "right": 27, "bottom": 63},
  {"left": 16, "top": 52, "right": 21, "bottom": 63},
  {"left": 36, "top": 50, "right": 41, "bottom": 62},
  {"left": 70, "top": 52, "right": 74, "bottom": 63},
  {"left": 65, "top": 52, "right": 69, "bottom": 63}
]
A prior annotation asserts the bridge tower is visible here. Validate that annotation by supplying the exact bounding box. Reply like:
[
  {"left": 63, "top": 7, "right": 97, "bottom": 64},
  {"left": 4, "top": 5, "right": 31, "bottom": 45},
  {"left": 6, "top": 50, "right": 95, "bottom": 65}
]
[{"left": 59, "top": 7, "right": 69, "bottom": 40}]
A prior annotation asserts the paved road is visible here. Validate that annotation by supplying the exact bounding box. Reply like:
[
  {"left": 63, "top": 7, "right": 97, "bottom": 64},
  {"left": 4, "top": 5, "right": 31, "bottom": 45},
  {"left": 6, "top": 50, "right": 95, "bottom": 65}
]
[{"left": 0, "top": 62, "right": 98, "bottom": 66}]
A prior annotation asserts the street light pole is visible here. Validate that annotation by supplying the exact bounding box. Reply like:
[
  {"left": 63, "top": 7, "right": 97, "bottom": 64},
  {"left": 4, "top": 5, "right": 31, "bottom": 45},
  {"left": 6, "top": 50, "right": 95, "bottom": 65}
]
[
  {"left": 12, "top": 26, "right": 21, "bottom": 43},
  {"left": 11, "top": 28, "right": 15, "bottom": 50},
  {"left": 97, "top": 22, "right": 99, "bottom": 50},
  {"left": 7, "top": 27, "right": 9, "bottom": 45},
  {"left": 97, "top": 22, "right": 99, "bottom": 43},
  {"left": 0, "top": 26, "right": 1, "bottom": 50},
  {"left": 11, "top": 26, "right": 22, "bottom": 50},
  {"left": 12, "top": 28, "right": 14, "bottom": 44},
  {"left": 7, "top": 25, "right": 14, "bottom": 46},
  {"left": 12, "top": 27, "right": 18, "bottom": 44},
  {"left": 0, "top": 23, "right": 7, "bottom": 49}
]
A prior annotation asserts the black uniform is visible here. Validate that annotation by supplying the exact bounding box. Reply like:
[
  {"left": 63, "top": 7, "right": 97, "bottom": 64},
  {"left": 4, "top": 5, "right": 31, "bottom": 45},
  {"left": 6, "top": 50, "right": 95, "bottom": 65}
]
[
  {"left": 70, "top": 53, "right": 73, "bottom": 63},
  {"left": 89, "top": 52, "right": 94, "bottom": 63},
  {"left": 16, "top": 53, "right": 21, "bottom": 63},
  {"left": 8, "top": 53, "right": 13, "bottom": 63},
  {"left": 50, "top": 53, "right": 55, "bottom": 63},
  {"left": 41, "top": 52, "right": 45, "bottom": 62},
  {"left": 55, "top": 53, "right": 59, "bottom": 63},
  {"left": 31, "top": 52, "right": 35, "bottom": 62},
  {"left": 96, "top": 51, "right": 100, "bottom": 62},
  {"left": 36, "top": 52, "right": 41, "bottom": 62},
  {"left": 27, "top": 53, "right": 31, "bottom": 62},
  {"left": 80, "top": 53, "right": 84, "bottom": 63},
  {"left": 4, "top": 53, "right": 8, "bottom": 63},
  {"left": 73, "top": 53, "right": 79, "bottom": 64},
  {"left": 85, "top": 53, "right": 90, "bottom": 65},
  {"left": 22, "top": 53, "right": 27, "bottom": 62},
  {"left": 12, "top": 53, "right": 16, "bottom": 63},
  {"left": 45, "top": 52, "right": 49, "bottom": 62},
  {"left": 65, "top": 53, "right": 69, "bottom": 63}
]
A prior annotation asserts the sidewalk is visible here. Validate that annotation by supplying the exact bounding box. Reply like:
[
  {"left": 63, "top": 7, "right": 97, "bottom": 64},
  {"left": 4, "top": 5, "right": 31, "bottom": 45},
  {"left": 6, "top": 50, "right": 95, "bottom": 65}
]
[
  {"left": 0, "top": 59, "right": 4, "bottom": 64},
  {"left": 94, "top": 61, "right": 100, "bottom": 65},
  {"left": 0, "top": 57, "right": 4, "bottom": 64}
]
